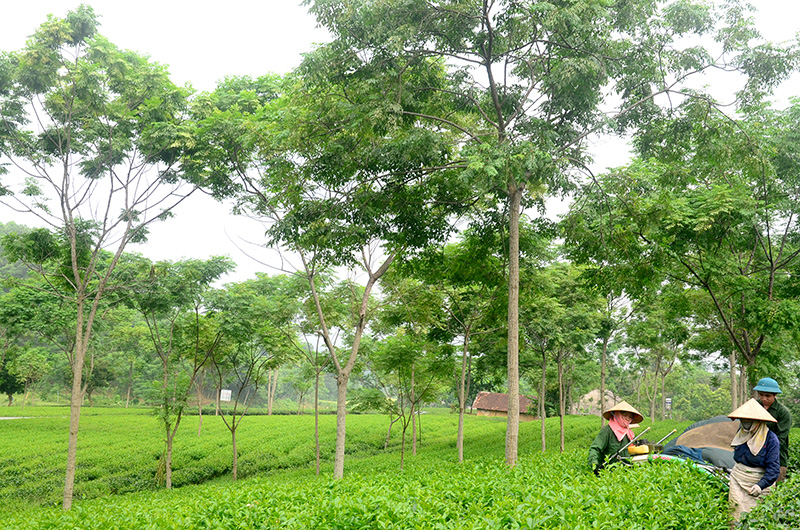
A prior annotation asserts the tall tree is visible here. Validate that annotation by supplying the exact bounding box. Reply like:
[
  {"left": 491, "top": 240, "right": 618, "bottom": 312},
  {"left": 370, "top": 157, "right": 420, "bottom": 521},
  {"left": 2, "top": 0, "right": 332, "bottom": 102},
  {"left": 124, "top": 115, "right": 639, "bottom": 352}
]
[
  {"left": 376, "top": 270, "right": 458, "bottom": 458},
  {"left": 521, "top": 260, "right": 602, "bottom": 451},
  {"left": 209, "top": 273, "right": 298, "bottom": 480},
  {"left": 0, "top": 355, "right": 24, "bottom": 405},
  {"left": 126, "top": 256, "right": 234, "bottom": 489},
  {"left": 399, "top": 228, "right": 507, "bottom": 463},
  {"left": 291, "top": 278, "right": 337, "bottom": 475},
  {"left": 370, "top": 332, "right": 452, "bottom": 469},
  {"left": 304, "top": 0, "right": 765, "bottom": 464},
  {"left": 564, "top": 99, "right": 800, "bottom": 402},
  {"left": 187, "top": 62, "right": 468, "bottom": 477},
  {"left": 624, "top": 285, "right": 689, "bottom": 421},
  {"left": 0, "top": 7, "right": 195, "bottom": 509}
]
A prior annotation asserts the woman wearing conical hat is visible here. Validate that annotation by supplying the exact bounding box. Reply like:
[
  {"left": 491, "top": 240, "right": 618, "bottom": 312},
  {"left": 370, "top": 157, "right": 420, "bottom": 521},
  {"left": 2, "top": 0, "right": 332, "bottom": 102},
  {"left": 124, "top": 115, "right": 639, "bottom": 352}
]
[
  {"left": 588, "top": 401, "right": 644, "bottom": 475},
  {"left": 727, "top": 398, "right": 780, "bottom": 522}
]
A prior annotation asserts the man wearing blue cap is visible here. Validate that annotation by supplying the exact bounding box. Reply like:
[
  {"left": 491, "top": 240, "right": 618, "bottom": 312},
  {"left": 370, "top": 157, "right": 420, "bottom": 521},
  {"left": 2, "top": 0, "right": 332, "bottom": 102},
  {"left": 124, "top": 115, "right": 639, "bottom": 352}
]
[{"left": 754, "top": 377, "right": 792, "bottom": 482}]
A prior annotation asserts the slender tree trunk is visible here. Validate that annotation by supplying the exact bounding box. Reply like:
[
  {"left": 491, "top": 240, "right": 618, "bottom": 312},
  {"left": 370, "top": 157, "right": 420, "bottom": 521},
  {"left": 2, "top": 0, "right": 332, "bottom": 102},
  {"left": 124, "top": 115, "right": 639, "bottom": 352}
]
[
  {"left": 164, "top": 413, "right": 184, "bottom": 490},
  {"left": 649, "top": 361, "right": 659, "bottom": 422},
  {"left": 636, "top": 372, "right": 642, "bottom": 404},
  {"left": 740, "top": 364, "right": 748, "bottom": 403},
  {"left": 125, "top": 360, "right": 133, "bottom": 409},
  {"left": 21, "top": 382, "right": 28, "bottom": 411},
  {"left": 729, "top": 353, "right": 737, "bottom": 408},
  {"left": 417, "top": 408, "right": 422, "bottom": 444},
  {"left": 400, "top": 417, "right": 407, "bottom": 471},
  {"left": 314, "top": 369, "right": 321, "bottom": 476},
  {"left": 650, "top": 392, "right": 656, "bottom": 421},
  {"left": 231, "top": 426, "right": 238, "bottom": 480},
  {"left": 457, "top": 333, "right": 470, "bottom": 463},
  {"left": 640, "top": 363, "right": 656, "bottom": 422},
  {"left": 267, "top": 370, "right": 277, "bottom": 415},
  {"left": 466, "top": 354, "right": 473, "bottom": 414},
  {"left": 540, "top": 349, "right": 547, "bottom": 452},
  {"left": 505, "top": 185, "right": 522, "bottom": 466},
  {"left": 160, "top": 354, "right": 179, "bottom": 490},
  {"left": 165, "top": 430, "right": 174, "bottom": 489},
  {"left": 333, "top": 373, "right": 349, "bottom": 478},
  {"left": 567, "top": 381, "right": 573, "bottom": 416},
  {"left": 63, "top": 319, "right": 88, "bottom": 510},
  {"left": 411, "top": 363, "right": 417, "bottom": 457},
  {"left": 558, "top": 354, "right": 565, "bottom": 453},
  {"left": 197, "top": 370, "right": 204, "bottom": 437},
  {"left": 600, "top": 335, "right": 609, "bottom": 427}
]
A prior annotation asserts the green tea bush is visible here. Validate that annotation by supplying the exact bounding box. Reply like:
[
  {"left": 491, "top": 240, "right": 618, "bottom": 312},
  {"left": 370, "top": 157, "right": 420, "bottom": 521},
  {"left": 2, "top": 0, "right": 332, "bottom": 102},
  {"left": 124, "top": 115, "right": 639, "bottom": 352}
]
[
  {"left": 2, "top": 450, "right": 731, "bottom": 529},
  {"left": 1, "top": 408, "right": 713, "bottom": 528},
  {"left": 0, "top": 408, "right": 388, "bottom": 506},
  {"left": 786, "top": 426, "right": 800, "bottom": 475}
]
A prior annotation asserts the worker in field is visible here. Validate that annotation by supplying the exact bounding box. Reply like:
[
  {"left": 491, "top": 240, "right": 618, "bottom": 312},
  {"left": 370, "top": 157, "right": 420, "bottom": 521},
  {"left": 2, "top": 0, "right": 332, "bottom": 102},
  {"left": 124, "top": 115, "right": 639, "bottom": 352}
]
[
  {"left": 727, "top": 398, "right": 780, "bottom": 522},
  {"left": 588, "top": 401, "right": 643, "bottom": 475},
  {"left": 753, "top": 377, "right": 792, "bottom": 483}
]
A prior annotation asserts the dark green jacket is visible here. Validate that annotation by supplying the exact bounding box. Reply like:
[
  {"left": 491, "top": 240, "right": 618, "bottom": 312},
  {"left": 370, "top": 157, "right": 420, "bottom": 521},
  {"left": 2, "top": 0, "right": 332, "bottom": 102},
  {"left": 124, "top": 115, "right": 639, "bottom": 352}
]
[
  {"left": 766, "top": 400, "right": 792, "bottom": 467},
  {"left": 588, "top": 424, "right": 633, "bottom": 468}
]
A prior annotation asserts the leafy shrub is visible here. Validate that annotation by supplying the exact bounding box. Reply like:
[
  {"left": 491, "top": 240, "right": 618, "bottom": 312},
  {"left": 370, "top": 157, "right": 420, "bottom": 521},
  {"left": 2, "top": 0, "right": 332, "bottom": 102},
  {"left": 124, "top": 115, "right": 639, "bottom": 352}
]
[
  {"left": 1, "top": 408, "right": 722, "bottom": 529},
  {"left": 786, "top": 427, "right": 800, "bottom": 475},
  {"left": 2, "top": 451, "right": 732, "bottom": 529}
]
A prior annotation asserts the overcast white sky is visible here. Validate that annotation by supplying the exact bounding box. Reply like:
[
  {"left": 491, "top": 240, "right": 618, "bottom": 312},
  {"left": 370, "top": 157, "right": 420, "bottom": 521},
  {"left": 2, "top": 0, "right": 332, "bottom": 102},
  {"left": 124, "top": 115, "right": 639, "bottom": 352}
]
[
  {"left": 1, "top": 1, "right": 798, "bottom": 283},
  {"left": 1, "top": 1, "right": 328, "bottom": 282}
]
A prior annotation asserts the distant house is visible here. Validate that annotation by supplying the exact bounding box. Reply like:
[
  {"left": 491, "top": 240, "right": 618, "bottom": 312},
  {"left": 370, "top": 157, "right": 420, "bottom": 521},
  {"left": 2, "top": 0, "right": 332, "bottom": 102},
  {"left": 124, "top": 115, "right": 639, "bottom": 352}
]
[
  {"left": 472, "top": 391, "right": 537, "bottom": 421},
  {"left": 571, "top": 389, "right": 620, "bottom": 417}
]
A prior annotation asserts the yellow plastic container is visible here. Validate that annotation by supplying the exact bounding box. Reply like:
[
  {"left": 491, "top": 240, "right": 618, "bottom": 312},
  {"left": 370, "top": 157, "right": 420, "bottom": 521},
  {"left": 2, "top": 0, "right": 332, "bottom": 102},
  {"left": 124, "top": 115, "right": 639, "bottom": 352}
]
[{"left": 628, "top": 443, "right": 664, "bottom": 455}]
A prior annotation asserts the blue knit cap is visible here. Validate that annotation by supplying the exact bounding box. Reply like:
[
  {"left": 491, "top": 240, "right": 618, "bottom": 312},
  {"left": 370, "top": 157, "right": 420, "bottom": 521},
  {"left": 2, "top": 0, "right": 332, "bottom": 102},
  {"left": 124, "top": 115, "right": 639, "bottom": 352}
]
[{"left": 753, "top": 377, "right": 782, "bottom": 394}]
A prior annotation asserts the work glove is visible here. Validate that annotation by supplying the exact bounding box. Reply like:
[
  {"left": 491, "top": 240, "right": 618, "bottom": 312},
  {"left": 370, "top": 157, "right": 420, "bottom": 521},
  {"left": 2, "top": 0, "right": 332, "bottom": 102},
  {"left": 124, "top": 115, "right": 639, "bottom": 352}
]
[{"left": 748, "top": 484, "right": 762, "bottom": 497}]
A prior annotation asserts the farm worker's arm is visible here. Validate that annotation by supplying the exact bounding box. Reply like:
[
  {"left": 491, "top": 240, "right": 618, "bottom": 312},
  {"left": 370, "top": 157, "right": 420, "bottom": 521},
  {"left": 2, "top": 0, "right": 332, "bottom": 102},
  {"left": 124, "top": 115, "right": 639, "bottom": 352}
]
[
  {"left": 758, "top": 432, "right": 780, "bottom": 490},
  {"left": 588, "top": 426, "right": 612, "bottom": 472}
]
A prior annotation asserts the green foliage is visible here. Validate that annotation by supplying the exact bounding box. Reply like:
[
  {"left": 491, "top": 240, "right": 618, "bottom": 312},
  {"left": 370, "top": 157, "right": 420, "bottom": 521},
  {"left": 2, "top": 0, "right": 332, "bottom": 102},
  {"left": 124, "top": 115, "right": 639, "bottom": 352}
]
[
  {"left": 0, "top": 409, "right": 748, "bottom": 529},
  {"left": 0, "top": 222, "right": 30, "bottom": 283},
  {"left": 7, "top": 346, "right": 51, "bottom": 389},
  {"left": 564, "top": 98, "right": 800, "bottom": 373},
  {"left": 787, "top": 428, "right": 800, "bottom": 476},
  {"left": 0, "top": 361, "right": 24, "bottom": 400},
  {"left": 1, "top": 4, "right": 192, "bottom": 188},
  {"left": 669, "top": 366, "right": 731, "bottom": 422}
]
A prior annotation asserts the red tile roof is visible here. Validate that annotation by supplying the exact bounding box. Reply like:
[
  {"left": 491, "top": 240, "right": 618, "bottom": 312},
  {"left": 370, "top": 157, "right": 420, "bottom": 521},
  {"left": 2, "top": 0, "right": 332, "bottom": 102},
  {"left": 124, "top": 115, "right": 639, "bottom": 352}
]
[{"left": 472, "top": 391, "right": 536, "bottom": 413}]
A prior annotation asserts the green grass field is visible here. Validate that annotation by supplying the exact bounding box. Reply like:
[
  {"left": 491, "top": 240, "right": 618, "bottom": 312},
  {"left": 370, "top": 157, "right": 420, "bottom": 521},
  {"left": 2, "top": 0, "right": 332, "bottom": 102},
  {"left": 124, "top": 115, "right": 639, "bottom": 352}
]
[{"left": 1, "top": 407, "right": 797, "bottom": 529}]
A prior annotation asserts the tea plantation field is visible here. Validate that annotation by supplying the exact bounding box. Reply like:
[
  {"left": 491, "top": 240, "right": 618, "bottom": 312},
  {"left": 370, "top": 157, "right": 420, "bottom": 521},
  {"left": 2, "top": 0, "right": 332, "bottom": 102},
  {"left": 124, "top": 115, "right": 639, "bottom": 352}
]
[{"left": 1, "top": 408, "right": 797, "bottom": 529}]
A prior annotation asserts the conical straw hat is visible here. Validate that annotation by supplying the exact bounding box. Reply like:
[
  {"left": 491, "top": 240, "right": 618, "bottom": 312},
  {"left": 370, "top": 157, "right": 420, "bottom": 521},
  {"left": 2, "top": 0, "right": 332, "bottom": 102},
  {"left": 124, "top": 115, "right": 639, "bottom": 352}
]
[
  {"left": 728, "top": 398, "right": 777, "bottom": 423},
  {"left": 603, "top": 401, "right": 644, "bottom": 424}
]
